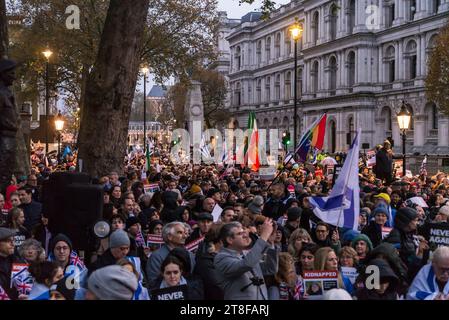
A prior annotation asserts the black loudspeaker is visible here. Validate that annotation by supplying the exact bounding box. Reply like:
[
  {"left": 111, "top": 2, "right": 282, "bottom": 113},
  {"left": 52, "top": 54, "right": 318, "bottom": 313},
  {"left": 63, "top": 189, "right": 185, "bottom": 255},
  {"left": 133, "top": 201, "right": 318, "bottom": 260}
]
[
  {"left": 43, "top": 172, "right": 102, "bottom": 252},
  {"left": 362, "top": 143, "right": 370, "bottom": 149}
]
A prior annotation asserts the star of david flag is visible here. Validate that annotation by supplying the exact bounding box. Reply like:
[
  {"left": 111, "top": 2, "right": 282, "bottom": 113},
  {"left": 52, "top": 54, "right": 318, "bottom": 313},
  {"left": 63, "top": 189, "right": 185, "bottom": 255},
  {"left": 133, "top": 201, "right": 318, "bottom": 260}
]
[{"left": 309, "top": 129, "right": 361, "bottom": 231}]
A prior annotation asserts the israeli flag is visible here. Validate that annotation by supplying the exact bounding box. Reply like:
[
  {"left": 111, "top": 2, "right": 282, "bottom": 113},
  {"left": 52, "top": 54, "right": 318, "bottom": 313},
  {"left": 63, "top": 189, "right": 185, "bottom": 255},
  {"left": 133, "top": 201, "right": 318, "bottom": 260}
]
[{"left": 309, "top": 129, "right": 361, "bottom": 230}]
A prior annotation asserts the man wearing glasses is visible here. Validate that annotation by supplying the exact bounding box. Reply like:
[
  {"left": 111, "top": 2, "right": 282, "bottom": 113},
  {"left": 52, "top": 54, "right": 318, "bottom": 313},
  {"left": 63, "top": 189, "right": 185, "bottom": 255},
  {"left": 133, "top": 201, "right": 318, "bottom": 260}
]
[
  {"left": 407, "top": 246, "right": 449, "bottom": 300},
  {"left": 0, "top": 227, "right": 18, "bottom": 299}
]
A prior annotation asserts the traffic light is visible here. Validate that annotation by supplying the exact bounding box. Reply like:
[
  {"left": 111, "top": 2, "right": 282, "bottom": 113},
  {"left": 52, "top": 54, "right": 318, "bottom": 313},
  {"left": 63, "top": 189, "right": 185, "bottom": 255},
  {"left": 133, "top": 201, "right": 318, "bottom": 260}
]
[{"left": 282, "top": 131, "right": 291, "bottom": 147}]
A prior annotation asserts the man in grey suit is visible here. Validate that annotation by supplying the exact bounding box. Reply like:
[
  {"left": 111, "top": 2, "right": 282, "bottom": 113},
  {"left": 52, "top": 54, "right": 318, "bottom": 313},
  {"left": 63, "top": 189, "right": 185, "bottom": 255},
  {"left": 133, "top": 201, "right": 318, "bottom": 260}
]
[
  {"left": 214, "top": 219, "right": 278, "bottom": 300},
  {"left": 145, "top": 221, "right": 195, "bottom": 288}
]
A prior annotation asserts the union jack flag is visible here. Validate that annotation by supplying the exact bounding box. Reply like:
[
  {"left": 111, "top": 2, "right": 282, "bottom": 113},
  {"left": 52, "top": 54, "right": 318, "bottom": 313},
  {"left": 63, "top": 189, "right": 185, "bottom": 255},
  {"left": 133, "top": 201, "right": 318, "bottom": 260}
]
[
  {"left": 135, "top": 230, "right": 147, "bottom": 248},
  {"left": 70, "top": 251, "right": 86, "bottom": 270},
  {"left": 0, "top": 285, "right": 10, "bottom": 300},
  {"left": 13, "top": 276, "right": 33, "bottom": 296}
]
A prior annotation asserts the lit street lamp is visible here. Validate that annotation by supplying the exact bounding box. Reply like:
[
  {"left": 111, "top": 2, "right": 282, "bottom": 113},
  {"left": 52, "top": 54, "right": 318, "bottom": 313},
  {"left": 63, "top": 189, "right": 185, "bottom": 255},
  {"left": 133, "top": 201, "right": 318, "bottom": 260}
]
[
  {"left": 397, "top": 101, "right": 412, "bottom": 177},
  {"left": 54, "top": 111, "right": 65, "bottom": 162},
  {"left": 289, "top": 19, "right": 303, "bottom": 148},
  {"left": 141, "top": 66, "right": 149, "bottom": 153},
  {"left": 42, "top": 49, "right": 53, "bottom": 154}
]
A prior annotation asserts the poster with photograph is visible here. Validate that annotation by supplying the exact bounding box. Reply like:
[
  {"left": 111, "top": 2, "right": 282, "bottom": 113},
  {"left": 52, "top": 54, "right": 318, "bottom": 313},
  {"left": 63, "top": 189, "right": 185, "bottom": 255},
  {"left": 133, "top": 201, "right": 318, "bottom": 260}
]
[{"left": 303, "top": 271, "right": 339, "bottom": 300}]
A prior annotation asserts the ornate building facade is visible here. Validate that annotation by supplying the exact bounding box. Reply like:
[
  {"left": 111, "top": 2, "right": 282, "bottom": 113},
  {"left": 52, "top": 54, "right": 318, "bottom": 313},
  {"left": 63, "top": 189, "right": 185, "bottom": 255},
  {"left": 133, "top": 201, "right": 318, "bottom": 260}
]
[{"left": 226, "top": 0, "right": 449, "bottom": 154}]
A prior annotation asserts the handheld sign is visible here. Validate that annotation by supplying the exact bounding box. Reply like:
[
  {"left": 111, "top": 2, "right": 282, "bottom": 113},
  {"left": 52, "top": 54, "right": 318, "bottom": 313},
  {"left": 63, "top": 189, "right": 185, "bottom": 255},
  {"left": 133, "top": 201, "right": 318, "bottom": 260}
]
[
  {"left": 259, "top": 167, "right": 277, "bottom": 181},
  {"left": 340, "top": 267, "right": 358, "bottom": 285},
  {"left": 150, "top": 285, "right": 188, "bottom": 300},
  {"left": 211, "top": 204, "right": 223, "bottom": 222},
  {"left": 147, "top": 234, "right": 164, "bottom": 250},
  {"left": 144, "top": 183, "right": 160, "bottom": 194},
  {"left": 381, "top": 226, "right": 393, "bottom": 240},
  {"left": 185, "top": 236, "right": 205, "bottom": 253},
  {"left": 428, "top": 223, "right": 449, "bottom": 249},
  {"left": 303, "top": 270, "right": 339, "bottom": 300}
]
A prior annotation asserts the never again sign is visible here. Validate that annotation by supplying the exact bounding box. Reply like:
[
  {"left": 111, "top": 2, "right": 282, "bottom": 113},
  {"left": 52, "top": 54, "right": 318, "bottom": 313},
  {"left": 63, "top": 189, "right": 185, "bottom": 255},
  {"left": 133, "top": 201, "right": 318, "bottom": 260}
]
[
  {"left": 150, "top": 285, "right": 188, "bottom": 300},
  {"left": 429, "top": 224, "right": 449, "bottom": 247}
]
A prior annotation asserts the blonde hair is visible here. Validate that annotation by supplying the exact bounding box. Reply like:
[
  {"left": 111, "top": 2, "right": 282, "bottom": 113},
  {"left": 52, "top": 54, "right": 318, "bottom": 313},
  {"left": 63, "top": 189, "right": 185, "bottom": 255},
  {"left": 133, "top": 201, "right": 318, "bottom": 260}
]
[
  {"left": 339, "top": 246, "right": 359, "bottom": 264},
  {"left": 314, "top": 247, "right": 345, "bottom": 288},
  {"left": 288, "top": 228, "right": 313, "bottom": 259}
]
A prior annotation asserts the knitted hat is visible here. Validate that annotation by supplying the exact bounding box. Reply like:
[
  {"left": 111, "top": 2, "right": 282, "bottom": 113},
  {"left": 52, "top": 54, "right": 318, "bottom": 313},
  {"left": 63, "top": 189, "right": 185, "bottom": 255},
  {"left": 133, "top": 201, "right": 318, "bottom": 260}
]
[
  {"left": 373, "top": 204, "right": 389, "bottom": 217},
  {"left": 109, "top": 230, "right": 130, "bottom": 249},
  {"left": 190, "top": 184, "right": 202, "bottom": 194},
  {"left": 439, "top": 205, "right": 449, "bottom": 217},
  {"left": 88, "top": 265, "right": 138, "bottom": 300},
  {"left": 351, "top": 233, "right": 373, "bottom": 252},
  {"left": 248, "top": 195, "right": 264, "bottom": 214},
  {"left": 287, "top": 207, "right": 302, "bottom": 221},
  {"left": 394, "top": 207, "right": 418, "bottom": 230},
  {"left": 342, "top": 230, "right": 360, "bottom": 244},
  {"left": 125, "top": 216, "right": 140, "bottom": 230},
  {"left": 50, "top": 234, "right": 73, "bottom": 254}
]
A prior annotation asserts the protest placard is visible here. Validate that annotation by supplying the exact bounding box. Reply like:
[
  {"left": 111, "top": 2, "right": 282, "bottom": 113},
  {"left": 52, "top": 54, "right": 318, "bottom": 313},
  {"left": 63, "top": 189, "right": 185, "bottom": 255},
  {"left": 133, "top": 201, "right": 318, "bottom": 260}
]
[
  {"left": 147, "top": 234, "right": 164, "bottom": 250},
  {"left": 382, "top": 226, "right": 393, "bottom": 240},
  {"left": 185, "top": 236, "right": 205, "bottom": 253},
  {"left": 303, "top": 270, "right": 339, "bottom": 300},
  {"left": 407, "top": 196, "right": 429, "bottom": 208},
  {"left": 259, "top": 167, "right": 276, "bottom": 181},
  {"left": 428, "top": 223, "right": 449, "bottom": 250},
  {"left": 340, "top": 267, "right": 358, "bottom": 285},
  {"left": 211, "top": 204, "right": 223, "bottom": 222},
  {"left": 10, "top": 263, "right": 29, "bottom": 288},
  {"left": 144, "top": 183, "right": 160, "bottom": 194},
  {"left": 150, "top": 285, "right": 188, "bottom": 300}
]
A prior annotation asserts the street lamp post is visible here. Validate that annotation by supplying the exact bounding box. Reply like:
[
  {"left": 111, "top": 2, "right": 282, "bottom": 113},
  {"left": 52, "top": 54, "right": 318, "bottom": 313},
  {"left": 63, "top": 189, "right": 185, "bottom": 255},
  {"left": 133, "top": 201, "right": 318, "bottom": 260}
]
[
  {"left": 397, "top": 101, "right": 412, "bottom": 177},
  {"left": 54, "top": 111, "right": 65, "bottom": 163},
  {"left": 42, "top": 49, "right": 53, "bottom": 154},
  {"left": 290, "top": 20, "right": 303, "bottom": 148},
  {"left": 141, "top": 66, "right": 149, "bottom": 153}
]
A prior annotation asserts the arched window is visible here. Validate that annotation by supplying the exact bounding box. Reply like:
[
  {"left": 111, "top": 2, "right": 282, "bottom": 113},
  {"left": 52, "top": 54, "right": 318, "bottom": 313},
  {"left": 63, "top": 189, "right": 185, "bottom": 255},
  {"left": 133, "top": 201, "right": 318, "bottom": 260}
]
[
  {"left": 265, "top": 37, "right": 271, "bottom": 62},
  {"left": 256, "top": 40, "right": 262, "bottom": 64},
  {"left": 312, "top": 11, "right": 319, "bottom": 45},
  {"left": 328, "top": 56, "right": 337, "bottom": 95},
  {"left": 386, "top": 3, "right": 395, "bottom": 28},
  {"left": 256, "top": 79, "right": 262, "bottom": 103},
  {"left": 265, "top": 76, "right": 271, "bottom": 102},
  {"left": 347, "top": 51, "right": 356, "bottom": 87},
  {"left": 347, "top": 116, "right": 354, "bottom": 144},
  {"left": 285, "top": 29, "right": 292, "bottom": 56},
  {"left": 263, "top": 118, "right": 269, "bottom": 129},
  {"left": 282, "top": 116, "right": 289, "bottom": 130},
  {"left": 235, "top": 46, "right": 241, "bottom": 71},
  {"left": 382, "top": 106, "right": 392, "bottom": 132},
  {"left": 312, "top": 61, "right": 319, "bottom": 94},
  {"left": 405, "top": 40, "right": 417, "bottom": 80},
  {"left": 425, "top": 102, "right": 439, "bottom": 132},
  {"left": 285, "top": 71, "right": 292, "bottom": 100},
  {"left": 385, "top": 45, "right": 396, "bottom": 83},
  {"left": 348, "top": 0, "right": 356, "bottom": 33},
  {"left": 275, "top": 33, "right": 281, "bottom": 59},
  {"left": 427, "top": 34, "right": 438, "bottom": 63},
  {"left": 275, "top": 74, "right": 281, "bottom": 100},
  {"left": 329, "top": 4, "right": 338, "bottom": 41}
]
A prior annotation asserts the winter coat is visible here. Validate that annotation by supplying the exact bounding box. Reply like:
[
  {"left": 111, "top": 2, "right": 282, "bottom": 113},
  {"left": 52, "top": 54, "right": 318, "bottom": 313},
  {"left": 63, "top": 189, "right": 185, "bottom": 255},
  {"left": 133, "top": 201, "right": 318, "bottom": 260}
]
[
  {"left": 19, "top": 201, "right": 42, "bottom": 233},
  {"left": 194, "top": 250, "right": 224, "bottom": 300},
  {"left": 356, "top": 259, "right": 399, "bottom": 300},
  {"left": 160, "top": 191, "right": 179, "bottom": 223},
  {"left": 262, "top": 198, "right": 286, "bottom": 220}
]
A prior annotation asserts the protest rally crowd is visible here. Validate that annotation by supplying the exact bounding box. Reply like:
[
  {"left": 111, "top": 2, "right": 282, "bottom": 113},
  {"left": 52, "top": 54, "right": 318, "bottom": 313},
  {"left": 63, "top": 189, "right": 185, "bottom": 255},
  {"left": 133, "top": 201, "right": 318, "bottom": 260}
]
[{"left": 1, "top": 135, "right": 449, "bottom": 301}]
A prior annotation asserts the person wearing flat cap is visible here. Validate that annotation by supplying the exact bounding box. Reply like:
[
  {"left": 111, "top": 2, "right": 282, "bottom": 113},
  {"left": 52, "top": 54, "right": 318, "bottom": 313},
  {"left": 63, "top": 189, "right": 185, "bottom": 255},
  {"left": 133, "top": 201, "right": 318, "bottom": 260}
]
[
  {"left": 0, "top": 59, "right": 19, "bottom": 194},
  {"left": 0, "top": 227, "right": 18, "bottom": 299}
]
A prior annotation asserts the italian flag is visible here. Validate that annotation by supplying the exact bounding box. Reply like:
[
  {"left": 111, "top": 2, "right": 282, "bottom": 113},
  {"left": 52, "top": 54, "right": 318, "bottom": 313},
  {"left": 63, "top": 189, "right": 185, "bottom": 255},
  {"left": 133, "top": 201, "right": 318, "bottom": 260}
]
[{"left": 245, "top": 111, "right": 260, "bottom": 172}]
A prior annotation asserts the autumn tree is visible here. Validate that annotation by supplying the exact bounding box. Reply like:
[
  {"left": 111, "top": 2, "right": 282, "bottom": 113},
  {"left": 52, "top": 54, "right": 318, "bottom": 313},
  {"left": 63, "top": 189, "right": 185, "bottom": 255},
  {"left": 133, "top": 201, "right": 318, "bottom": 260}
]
[{"left": 426, "top": 22, "right": 449, "bottom": 116}]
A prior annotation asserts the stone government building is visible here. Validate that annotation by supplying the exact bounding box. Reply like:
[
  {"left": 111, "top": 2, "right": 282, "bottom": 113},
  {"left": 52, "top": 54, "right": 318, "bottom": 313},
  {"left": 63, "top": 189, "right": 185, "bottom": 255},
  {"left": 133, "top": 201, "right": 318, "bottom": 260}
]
[{"left": 224, "top": 0, "right": 449, "bottom": 164}]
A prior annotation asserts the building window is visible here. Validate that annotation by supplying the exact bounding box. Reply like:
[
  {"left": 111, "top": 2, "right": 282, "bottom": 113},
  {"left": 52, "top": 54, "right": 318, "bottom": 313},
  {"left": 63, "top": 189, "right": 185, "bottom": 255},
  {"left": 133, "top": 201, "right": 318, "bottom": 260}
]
[
  {"left": 329, "top": 4, "right": 338, "bottom": 41},
  {"left": 328, "top": 56, "right": 337, "bottom": 95},
  {"left": 348, "top": 116, "right": 354, "bottom": 143},
  {"left": 432, "top": 0, "right": 442, "bottom": 14},
  {"left": 256, "top": 40, "right": 262, "bottom": 64},
  {"left": 312, "top": 11, "right": 319, "bottom": 45},
  {"left": 248, "top": 85, "right": 252, "bottom": 104},
  {"left": 265, "top": 76, "right": 271, "bottom": 102},
  {"left": 405, "top": 40, "right": 417, "bottom": 80},
  {"left": 256, "top": 79, "right": 262, "bottom": 103},
  {"left": 348, "top": 0, "right": 356, "bottom": 34},
  {"left": 384, "top": 45, "right": 396, "bottom": 83},
  {"left": 265, "top": 37, "right": 271, "bottom": 62},
  {"left": 275, "top": 33, "right": 281, "bottom": 59},
  {"left": 235, "top": 46, "right": 241, "bottom": 71},
  {"left": 275, "top": 74, "right": 281, "bottom": 100},
  {"left": 312, "top": 61, "right": 319, "bottom": 94},
  {"left": 297, "top": 68, "right": 303, "bottom": 98},
  {"left": 285, "top": 29, "right": 292, "bottom": 56},
  {"left": 285, "top": 71, "right": 292, "bottom": 100},
  {"left": 347, "top": 51, "right": 356, "bottom": 87},
  {"left": 235, "top": 82, "right": 241, "bottom": 106},
  {"left": 408, "top": 0, "right": 417, "bottom": 21},
  {"left": 386, "top": 3, "right": 395, "bottom": 28}
]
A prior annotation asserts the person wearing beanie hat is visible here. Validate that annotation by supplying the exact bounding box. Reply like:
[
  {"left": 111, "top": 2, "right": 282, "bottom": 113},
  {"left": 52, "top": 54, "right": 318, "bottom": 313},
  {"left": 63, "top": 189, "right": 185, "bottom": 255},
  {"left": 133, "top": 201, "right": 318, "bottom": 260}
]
[
  {"left": 361, "top": 205, "right": 390, "bottom": 248},
  {"left": 284, "top": 207, "right": 302, "bottom": 239},
  {"left": 86, "top": 265, "right": 138, "bottom": 300},
  {"left": 90, "top": 230, "right": 131, "bottom": 275},
  {"left": 356, "top": 258, "right": 399, "bottom": 300},
  {"left": 384, "top": 207, "right": 428, "bottom": 281},
  {"left": 247, "top": 195, "right": 264, "bottom": 215},
  {"left": 351, "top": 234, "right": 373, "bottom": 261},
  {"left": 49, "top": 234, "right": 74, "bottom": 272},
  {"left": 50, "top": 276, "right": 76, "bottom": 300}
]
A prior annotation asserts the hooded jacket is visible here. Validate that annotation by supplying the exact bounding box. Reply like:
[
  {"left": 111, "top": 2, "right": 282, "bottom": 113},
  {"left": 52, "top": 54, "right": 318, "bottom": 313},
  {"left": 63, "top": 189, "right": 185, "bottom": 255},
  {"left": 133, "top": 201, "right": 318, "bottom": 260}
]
[
  {"left": 160, "top": 191, "right": 179, "bottom": 223},
  {"left": 356, "top": 258, "right": 399, "bottom": 300}
]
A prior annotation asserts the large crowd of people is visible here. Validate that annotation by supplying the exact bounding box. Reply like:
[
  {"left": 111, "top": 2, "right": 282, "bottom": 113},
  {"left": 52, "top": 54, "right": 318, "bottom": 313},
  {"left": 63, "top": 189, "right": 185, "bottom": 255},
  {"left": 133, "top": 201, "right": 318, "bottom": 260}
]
[{"left": 1, "top": 143, "right": 449, "bottom": 301}]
